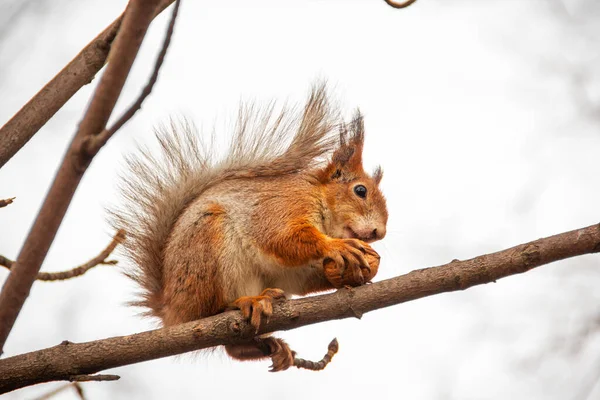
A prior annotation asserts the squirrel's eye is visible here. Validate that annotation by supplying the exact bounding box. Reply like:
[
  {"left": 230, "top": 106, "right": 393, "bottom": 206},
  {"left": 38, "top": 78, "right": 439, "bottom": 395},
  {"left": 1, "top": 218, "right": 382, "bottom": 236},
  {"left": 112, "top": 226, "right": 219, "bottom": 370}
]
[{"left": 353, "top": 185, "right": 367, "bottom": 198}]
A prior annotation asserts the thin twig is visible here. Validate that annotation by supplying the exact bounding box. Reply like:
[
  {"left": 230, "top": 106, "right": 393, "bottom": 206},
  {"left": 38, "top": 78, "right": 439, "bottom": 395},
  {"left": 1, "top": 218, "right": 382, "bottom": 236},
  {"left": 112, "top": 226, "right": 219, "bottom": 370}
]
[
  {"left": 294, "top": 338, "right": 339, "bottom": 371},
  {"left": 33, "top": 383, "right": 85, "bottom": 400},
  {"left": 0, "top": 256, "right": 12, "bottom": 270},
  {"left": 0, "top": 230, "right": 125, "bottom": 281},
  {"left": 73, "top": 383, "right": 85, "bottom": 400},
  {"left": 383, "top": 0, "right": 418, "bottom": 9},
  {"left": 84, "top": 0, "right": 181, "bottom": 156},
  {"left": 0, "top": 223, "right": 598, "bottom": 393},
  {"left": 0, "top": 0, "right": 164, "bottom": 355},
  {"left": 68, "top": 374, "right": 120, "bottom": 383},
  {"left": 0, "top": 198, "right": 15, "bottom": 208}
]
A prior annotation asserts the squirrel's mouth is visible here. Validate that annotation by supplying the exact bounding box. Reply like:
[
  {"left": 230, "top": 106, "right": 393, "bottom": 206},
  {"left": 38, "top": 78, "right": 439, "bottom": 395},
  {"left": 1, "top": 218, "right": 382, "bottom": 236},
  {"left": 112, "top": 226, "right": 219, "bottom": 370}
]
[{"left": 343, "top": 227, "right": 376, "bottom": 243}]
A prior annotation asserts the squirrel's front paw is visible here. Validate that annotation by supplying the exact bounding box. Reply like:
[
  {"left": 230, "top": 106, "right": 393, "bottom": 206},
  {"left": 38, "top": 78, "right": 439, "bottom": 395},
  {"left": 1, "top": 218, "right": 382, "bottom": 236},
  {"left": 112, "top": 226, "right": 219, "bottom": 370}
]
[
  {"left": 230, "top": 288, "right": 286, "bottom": 332},
  {"left": 323, "top": 238, "right": 380, "bottom": 288}
]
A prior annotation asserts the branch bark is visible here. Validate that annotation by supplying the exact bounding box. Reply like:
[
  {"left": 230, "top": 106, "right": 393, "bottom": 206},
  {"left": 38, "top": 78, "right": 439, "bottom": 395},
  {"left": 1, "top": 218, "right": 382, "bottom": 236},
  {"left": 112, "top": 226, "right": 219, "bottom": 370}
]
[
  {"left": 0, "top": 0, "right": 176, "bottom": 168},
  {"left": 0, "top": 0, "right": 166, "bottom": 354},
  {"left": 1, "top": 223, "right": 598, "bottom": 393}
]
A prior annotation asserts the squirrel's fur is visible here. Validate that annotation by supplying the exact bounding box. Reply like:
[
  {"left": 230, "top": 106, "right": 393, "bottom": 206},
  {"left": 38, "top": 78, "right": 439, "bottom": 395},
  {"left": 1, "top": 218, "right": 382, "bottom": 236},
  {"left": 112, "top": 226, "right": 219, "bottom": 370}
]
[{"left": 109, "top": 85, "right": 388, "bottom": 370}]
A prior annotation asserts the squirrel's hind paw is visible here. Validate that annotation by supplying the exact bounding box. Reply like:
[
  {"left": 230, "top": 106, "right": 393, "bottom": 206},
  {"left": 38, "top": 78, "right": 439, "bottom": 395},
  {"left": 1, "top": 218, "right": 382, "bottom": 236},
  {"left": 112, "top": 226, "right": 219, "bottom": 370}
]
[
  {"left": 230, "top": 288, "right": 286, "bottom": 332},
  {"left": 265, "top": 337, "right": 295, "bottom": 372}
]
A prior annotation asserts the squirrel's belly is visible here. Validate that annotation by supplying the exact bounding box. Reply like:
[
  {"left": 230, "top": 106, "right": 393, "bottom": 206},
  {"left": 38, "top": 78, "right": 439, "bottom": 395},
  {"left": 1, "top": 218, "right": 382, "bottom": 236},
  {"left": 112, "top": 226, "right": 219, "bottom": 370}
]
[{"left": 267, "top": 263, "right": 323, "bottom": 296}]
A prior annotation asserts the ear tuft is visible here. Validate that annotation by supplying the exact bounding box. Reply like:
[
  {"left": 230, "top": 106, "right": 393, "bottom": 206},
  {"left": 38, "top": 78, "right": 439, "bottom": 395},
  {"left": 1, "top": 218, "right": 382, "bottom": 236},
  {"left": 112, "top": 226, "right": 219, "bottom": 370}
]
[
  {"left": 373, "top": 166, "right": 383, "bottom": 184},
  {"left": 316, "top": 110, "right": 368, "bottom": 183},
  {"left": 348, "top": 111, "right": 365, "bottom": 147},
  {"left": 338, "top": 123, "right": 347, "bottom": 147},
  {"left": 332, "top": 146, "right": 355, "bottom": 166}
]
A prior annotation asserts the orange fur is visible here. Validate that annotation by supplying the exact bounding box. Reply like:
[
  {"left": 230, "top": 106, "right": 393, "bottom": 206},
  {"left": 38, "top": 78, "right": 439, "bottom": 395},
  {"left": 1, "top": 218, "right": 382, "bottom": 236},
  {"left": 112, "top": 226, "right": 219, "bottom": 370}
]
[{"left": 161, "top": 203, "right": 227, "bottom": 326}]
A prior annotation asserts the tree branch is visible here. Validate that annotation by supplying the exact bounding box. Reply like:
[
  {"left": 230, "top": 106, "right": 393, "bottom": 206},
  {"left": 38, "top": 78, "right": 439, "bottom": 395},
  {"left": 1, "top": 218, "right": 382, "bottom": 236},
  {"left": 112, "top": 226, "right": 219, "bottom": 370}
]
[
  {"left": 0, "top": 0, "right": 167, "bottom": 354},
  {"left": 0, "top": 230, "right": 125, "bottom": 281},
  {"left": 293, "top": 338, "right": 339, "bottom": 371},
  {"left": 68, "top": 374, "right": 120, "bottom": 383},
  {"left": 0, "top": 198, "right": 15, "bottom": 208},
  {"left": 83, "top": 0, "right": 181, "bottom": 156},
  {"left": 0, "top": 223, "right": 598, "bottom": 393},
  {"left": 0, "top": 15, "right": 122, "bottom": 168},
  {"left": 383, "top": 0, "right": 419, "bottom": 9},
  {"left": 0, "top": 0, "right": 176, "bottom": 168}
]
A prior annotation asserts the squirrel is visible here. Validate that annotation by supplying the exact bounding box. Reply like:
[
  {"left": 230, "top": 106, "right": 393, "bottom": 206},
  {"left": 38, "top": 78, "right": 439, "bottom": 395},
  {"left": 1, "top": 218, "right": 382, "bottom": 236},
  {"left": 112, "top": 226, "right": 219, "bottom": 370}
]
[{"left": 110, "top": 85, "right": 388, "bottom": 372}]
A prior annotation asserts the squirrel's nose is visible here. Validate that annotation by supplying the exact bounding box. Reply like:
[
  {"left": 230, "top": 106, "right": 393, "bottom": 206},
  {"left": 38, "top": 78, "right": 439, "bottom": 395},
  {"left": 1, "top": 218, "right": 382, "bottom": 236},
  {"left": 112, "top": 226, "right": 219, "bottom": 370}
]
[
  {"left": 373, "top": 226, "right": 386, "bottom": 240},
  {"left": 354, "top": 225, "right": 386, "bottom": 242}
]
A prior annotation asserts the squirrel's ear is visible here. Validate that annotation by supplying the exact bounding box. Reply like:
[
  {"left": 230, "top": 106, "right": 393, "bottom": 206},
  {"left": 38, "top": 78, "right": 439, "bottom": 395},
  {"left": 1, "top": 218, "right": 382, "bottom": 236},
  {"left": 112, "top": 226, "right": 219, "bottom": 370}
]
[
  {"left": 333, "top": 113, "right": 365, "bottom": 167},
  {"left": 372, "top": 166, "right": 383, "bottom": 185},
  {"left": 316, "top": 162, "right": 340, "bottom": 183},
  {"left": 316, "top": 112, "right": 366, "bottom": 183}
]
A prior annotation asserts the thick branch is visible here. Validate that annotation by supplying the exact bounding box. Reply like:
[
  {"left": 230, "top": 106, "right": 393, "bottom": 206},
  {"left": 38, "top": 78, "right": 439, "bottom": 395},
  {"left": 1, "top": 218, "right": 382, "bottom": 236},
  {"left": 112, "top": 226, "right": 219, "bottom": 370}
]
[
  {"left": 0, "top": 230, "right": 125, "bottom": 281},
  {"left": 0, "top": 0, "right": 176, "bottom": 168},
  {"left": 0, "top": 223, "right": 598, "bottom": 393},
  {"left": 0, "top": 0, "right": 164, "bottom": 354}
]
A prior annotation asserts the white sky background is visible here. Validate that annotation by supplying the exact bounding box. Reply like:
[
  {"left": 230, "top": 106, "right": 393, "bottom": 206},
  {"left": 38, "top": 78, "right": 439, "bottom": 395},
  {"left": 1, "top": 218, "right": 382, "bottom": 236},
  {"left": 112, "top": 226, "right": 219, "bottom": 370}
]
[{"left": 1, "top": 0, "right": 600, "bottom": 399}]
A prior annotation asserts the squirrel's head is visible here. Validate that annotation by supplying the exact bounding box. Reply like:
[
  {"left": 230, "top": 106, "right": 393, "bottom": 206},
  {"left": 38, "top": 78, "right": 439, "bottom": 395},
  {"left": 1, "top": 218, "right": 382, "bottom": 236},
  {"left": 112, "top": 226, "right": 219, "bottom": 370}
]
[{"left": 317, "top": 114, "right": 388, "bottom": 243}]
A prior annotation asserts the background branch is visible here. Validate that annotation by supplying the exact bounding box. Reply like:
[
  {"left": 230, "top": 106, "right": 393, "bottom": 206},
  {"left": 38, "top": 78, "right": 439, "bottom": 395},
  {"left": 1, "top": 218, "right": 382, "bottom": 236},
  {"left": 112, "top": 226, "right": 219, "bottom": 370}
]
[
  {"left": 0, "top": 230, "right": 124, "bottom": 281},
  {"left": 0, "top": 0, "right": 169, "bottom": 354},
  {"left": 383, "top": 0, "right": 418, "bottom": 9},
  {"left": 84, "top": 0, "right": 181, "bottom": 156},
  {"left": 0, "top": 16, "right": 123, "bottom": 169},
  {"left": 0, "top": 0, "right": 176, "bottom": 168},
  {"left": 0, "top": 198, "right": 15, "bottom": 208},
  {"left": 0, "top": 223, "right": 598, "bottom": 393}
]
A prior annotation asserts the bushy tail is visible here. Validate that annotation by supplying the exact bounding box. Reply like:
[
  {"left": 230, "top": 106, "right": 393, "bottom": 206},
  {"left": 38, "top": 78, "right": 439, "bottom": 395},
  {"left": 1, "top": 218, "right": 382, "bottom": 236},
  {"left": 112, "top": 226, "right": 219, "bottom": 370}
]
[{"left": 108, "top": 85, "right": 341, "bottom": 319}]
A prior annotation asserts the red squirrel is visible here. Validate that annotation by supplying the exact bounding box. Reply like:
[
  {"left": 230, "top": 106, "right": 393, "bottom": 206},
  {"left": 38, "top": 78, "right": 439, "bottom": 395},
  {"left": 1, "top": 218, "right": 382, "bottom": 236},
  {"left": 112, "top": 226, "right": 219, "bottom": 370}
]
[{"left": 110, "top": 85, "right": 388, "bottom": 371}]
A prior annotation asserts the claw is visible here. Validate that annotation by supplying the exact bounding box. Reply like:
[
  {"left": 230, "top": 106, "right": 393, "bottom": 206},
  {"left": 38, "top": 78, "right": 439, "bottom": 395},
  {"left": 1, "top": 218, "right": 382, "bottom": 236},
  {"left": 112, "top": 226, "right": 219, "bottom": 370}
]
[
  {"left": 323, "top": 238, "right": 380, "bottom": 288},
  {"left": 265, "top": 337, "right": 294, "bottom": 372},
  {"left": 230, "top": 288, "right": 285, "bottom": 332}
]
